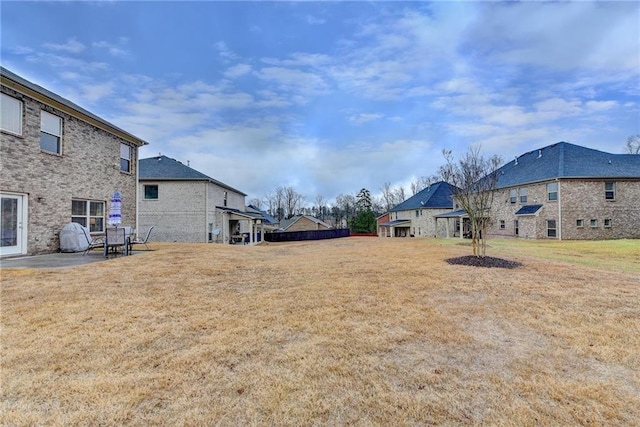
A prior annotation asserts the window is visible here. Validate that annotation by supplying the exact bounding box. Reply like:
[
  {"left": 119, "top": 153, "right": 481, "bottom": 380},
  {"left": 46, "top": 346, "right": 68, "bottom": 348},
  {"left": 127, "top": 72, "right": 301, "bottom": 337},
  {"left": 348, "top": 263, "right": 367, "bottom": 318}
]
[
  {"left": 223, "top": 191, "right": 228, "bottom": 207},
  {"left": 547, "top": 220, "right": 557, "bottom": 238},
  {"left": 71, "top": 200, "right": 104, "bottom": 232},
  {"left": 499, "top": 220, "right": 505, "bottom": 229},
  {"left": 519, "top": 188, "right": 528, "bottom": 203},
  {"left": 547, "top": 182, "right": 558, "bottom": 201},
  {"left": 509, "top": 189, "right": 517, "bottom": 204},
  {"left": 514, "top": 220, "right": 519, "bottom": 236},
  {"left": 605, "top": 182, "right": 615, "bottom": 200},
  {"left": 604, "top": 218, "right": 612, "bottom": 228},
  {"left": 144, "top": 185, "right": 158, "bottom": 200},
  {"left": 590, "top": 219, "right": 598, "bottom": 228},
  {"left": 415, "top": 210, "right": 419, "bottom": 218},
  {"left": 1, "top": 93, "right": 23, "bottom": 135},
  {"left": 120, "top": 144, "right": 131, "bottom": 172},
  {"left": 40, "top": 111, "right": 62, "bottom": 154},
  {"left": 576, "top": 219, "right": 584, "bottom": 228}
]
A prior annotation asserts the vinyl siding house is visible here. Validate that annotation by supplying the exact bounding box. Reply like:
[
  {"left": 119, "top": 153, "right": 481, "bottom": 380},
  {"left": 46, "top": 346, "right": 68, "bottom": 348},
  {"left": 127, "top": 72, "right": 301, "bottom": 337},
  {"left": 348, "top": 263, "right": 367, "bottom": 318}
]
[
  {"left": 138, "top": 155, "right": 266, "bottom": 244},
  {"left": 442, "top": 142, "right": 640, "bottom": 240},
  {"left": 0, "top": 67, "right": 148, "bottom": 256},
  {"left": 380, "top": 181, "right": 458, "bottom": 238}
]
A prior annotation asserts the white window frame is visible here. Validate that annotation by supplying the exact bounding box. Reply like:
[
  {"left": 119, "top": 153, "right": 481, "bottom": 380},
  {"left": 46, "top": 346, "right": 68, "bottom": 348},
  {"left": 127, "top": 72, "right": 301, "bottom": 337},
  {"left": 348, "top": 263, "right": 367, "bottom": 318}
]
[
  {"left": 120, "top": 144, "right": 131, "bottom": 173},
  {"left": 519, "top": 188, "right": 528, "bottom": 203},
  {"left": 40, "top": 110, "right": 62, "bottom": 154},
  {"left": 1, "top": 93, "right": 23, "bottom": 135},
  {"left": 547, "top": 182, "right": 558, "bottom": 201},
  {"left": 576, "top": 219, "right": 584, "bottom": 228},
  {"left": 546, "top": 220, "right": 557, "bottom": 238},
  {"left": 72, "top": 199, "right": 105, "bottom": 233},
  {"left": 509, "top": 189, "right": 517, "bottom": 204},
  {"left": 605, "top": 182, "right": 615, "bottom": 201},
  {"left": 590, "top": 219, "right": 598, "bottom": 228},
  {"left": 604, "top": 218, "right": 612, "bottom": 228},
  {"left": 499, "top": 220, "right": 505, "bottom": 229}
]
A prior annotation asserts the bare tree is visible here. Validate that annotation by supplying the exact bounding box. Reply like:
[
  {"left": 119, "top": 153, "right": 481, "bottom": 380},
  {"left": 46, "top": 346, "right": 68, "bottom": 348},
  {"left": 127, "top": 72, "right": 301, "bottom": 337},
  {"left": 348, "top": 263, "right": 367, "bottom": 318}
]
[
  {"left": 283, "top": 186, "right": 304, "bottom": 218},
  {"left": 410, "top": 175, "right": 439, "bottom": 195},
  {"left": 266, "top": 187, "right": 285, "bottom": 221},
  {"left": 439, "top": 146, "right": 502, "bottom": 257},
  {"left": 625, "top": 135, "right": 640, "bottom": 154},
  {"left": 394, "top": 186, "right": 406, "bottom": 204},
  {"left": 248, "top": 197, "right": 264, "bottom": 210},
  {"left": 381, "top": 182, "right": 396, "bottom": 212},
  {"left": 314, "top": 195, "right": 326, "bottom": 219}
]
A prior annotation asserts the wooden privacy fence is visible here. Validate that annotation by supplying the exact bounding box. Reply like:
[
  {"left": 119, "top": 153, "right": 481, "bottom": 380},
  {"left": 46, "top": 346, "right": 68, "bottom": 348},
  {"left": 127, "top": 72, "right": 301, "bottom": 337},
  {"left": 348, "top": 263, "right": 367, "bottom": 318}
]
[{"left": 265, "top": 229, "right": 351, "bottom": 242}]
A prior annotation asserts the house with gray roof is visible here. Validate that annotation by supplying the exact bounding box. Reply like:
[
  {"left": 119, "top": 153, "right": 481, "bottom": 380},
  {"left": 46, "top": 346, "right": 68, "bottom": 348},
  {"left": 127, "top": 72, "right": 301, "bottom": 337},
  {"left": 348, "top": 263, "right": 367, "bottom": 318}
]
[
  {"left": 380, "top": 181, "right": 458, "bottom": 238},
  {"left": 1, "top": 67, "right": 148, "bottom": 256},
  {"left": 138, "top": 155, "right": 265, "bottom": 244},
  {"left": 280, "top": 215, "right": 332, "bottom": 232},
  {"left": 479, "top": 142, "right": 640, "bottom": 240}
]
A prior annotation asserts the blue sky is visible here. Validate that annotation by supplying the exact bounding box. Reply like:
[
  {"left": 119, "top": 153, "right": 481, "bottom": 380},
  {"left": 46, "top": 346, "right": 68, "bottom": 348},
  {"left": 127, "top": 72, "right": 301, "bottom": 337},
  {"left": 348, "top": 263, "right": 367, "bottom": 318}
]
[{"left": 2, "top": 1, "right": 639, "bottom": 204}]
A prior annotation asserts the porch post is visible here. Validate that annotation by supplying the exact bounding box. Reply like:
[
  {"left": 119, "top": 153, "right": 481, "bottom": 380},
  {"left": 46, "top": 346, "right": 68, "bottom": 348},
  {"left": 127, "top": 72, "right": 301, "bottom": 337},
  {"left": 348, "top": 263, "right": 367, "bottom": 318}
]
[{"left": 459, "top": 217, "right": 463, "bottom": 239}]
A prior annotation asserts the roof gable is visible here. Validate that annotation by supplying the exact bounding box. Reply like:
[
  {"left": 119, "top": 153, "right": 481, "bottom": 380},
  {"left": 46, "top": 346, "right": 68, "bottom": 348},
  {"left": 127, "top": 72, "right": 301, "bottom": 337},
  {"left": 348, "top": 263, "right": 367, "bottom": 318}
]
[
  {"left": 495, "top": 142, "right": 640, "bottom": 188},
  {"left": 1, "top": 66, "right": 147, "bottom": 147},
  {"left": 391, "top": 181, "right": 456, "bottom": 212},
  {"left": 139, "top": 155, "right": 247, "bottom": 196}
]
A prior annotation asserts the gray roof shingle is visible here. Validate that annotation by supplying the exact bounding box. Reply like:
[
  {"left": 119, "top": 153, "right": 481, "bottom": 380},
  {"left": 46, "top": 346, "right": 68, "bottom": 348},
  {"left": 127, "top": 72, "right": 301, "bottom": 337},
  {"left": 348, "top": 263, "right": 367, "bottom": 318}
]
[
  {"left": 139, "top": 155, "right": 247, "bottom": 196},
  {"left": 391, "top": 181, "right": 457, "bottom": 212},
  {"left": 495, "top": 142, "right": 640, "bottom": 189}
]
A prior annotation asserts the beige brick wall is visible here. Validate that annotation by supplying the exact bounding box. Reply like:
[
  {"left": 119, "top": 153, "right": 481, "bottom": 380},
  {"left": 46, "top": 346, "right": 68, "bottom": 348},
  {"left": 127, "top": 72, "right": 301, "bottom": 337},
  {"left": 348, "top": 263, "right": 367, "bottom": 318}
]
[
  {"left": 138, "top": 180, "right": 246, "bottom": 242},
  {"left": 487, "top": 179, "right": 640, "bottom": 240},
  {"left": 1, "top": 86, "right": 139, "bottom": 255},
  {"left": 392, "top": 208, "right": 452, "bottom": 237},
  {"left": 286, "top": 217, "right": 329, "bottom": 232}
]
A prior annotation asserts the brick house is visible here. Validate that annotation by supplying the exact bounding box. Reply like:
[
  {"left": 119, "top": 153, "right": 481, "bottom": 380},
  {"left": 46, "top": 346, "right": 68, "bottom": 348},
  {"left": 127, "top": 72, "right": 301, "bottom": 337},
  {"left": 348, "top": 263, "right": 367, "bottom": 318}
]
[
  {"left": 0, "top": 67, "right": 148, "bottom": 256},
  {"left": 439, "top": 142, "right": 640, "bottom": 240},
  {"left": 279, "top": 215, "right": 332, "bottom": 232},
  {"left": 138, "top": 155, "right": 265, "bottom": 244},
  {"left": 381, "top": 181, "right": 458, "bottom": 238}
]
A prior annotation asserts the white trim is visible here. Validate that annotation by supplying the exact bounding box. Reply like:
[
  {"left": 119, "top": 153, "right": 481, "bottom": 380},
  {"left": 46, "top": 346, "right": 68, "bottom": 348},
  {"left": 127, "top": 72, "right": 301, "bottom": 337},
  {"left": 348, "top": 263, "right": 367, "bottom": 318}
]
[{"left": 0, "top": 192, "right": 28, "bottom": 256}]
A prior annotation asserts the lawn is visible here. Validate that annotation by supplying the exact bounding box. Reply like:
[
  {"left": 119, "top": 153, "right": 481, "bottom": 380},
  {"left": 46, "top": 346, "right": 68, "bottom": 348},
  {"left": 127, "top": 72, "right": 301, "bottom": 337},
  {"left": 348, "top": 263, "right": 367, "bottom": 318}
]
[{"left": 1, "top": 237, "right": 639, "bottom": 425}]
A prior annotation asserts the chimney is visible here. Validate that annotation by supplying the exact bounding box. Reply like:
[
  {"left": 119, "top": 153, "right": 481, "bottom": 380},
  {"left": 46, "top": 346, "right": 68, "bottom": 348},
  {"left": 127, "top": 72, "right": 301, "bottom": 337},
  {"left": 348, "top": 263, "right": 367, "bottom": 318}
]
[
  {"left": 514, "top": 156, "right": 518, "bottom": 165},
  {"left": 538, "top": 150, "right": 542, "bottom": 158}
]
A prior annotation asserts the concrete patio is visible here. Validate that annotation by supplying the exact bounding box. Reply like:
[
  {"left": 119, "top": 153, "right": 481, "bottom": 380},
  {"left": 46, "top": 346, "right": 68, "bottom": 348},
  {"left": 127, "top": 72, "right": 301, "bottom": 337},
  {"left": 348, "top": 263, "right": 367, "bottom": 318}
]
[{"left": 0, "top": 250, "right": 139, "bottom": 269}]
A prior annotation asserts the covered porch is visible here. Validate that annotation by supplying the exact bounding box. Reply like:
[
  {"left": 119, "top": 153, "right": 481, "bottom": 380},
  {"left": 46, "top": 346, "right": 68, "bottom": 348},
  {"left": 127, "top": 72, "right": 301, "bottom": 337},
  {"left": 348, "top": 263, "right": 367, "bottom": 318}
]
[
  {"left": 378, "top": 219, "right": 411, "bottom": 237},
  {"left": 217, "top": 207, "right": 266, "bottom": 245},
  {"left": 434, "top": 209, "right": 469, "bottom": 239}
]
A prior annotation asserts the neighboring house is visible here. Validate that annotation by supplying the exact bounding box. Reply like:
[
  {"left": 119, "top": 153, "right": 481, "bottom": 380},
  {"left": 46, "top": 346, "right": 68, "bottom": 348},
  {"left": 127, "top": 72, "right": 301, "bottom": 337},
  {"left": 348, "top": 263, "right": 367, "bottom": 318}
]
[
  {"left": 376, "top": 212, "right": 391, "bottom": 237},
  {"left": 380, "top": 181, "right": 458, "bottom": 238},
  {"left": 480, "top": 142, "right": 640, "bottom": 240},
  {"left": 0, "top": 67, "right": 148, "bottom": 256},
  {"left": 138, "top": 155, "right": 265, "bottom": 244},
  {"left": 280, "top": 215, "right": 332, "bottom": 232}
]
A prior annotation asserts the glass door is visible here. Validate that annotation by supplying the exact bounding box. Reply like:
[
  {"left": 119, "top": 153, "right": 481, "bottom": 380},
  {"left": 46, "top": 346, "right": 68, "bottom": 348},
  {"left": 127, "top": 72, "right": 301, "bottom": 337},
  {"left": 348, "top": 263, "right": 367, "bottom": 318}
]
[{"left": 1, "top": 194, "right": 25, "bottom": 256}]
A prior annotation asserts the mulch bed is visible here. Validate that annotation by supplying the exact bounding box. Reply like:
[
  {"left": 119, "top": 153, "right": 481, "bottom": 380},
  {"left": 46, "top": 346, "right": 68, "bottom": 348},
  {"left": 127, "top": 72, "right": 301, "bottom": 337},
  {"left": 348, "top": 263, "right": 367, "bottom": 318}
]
[{"left": 445, "top": 255, "right": 523, "bottom": 269}]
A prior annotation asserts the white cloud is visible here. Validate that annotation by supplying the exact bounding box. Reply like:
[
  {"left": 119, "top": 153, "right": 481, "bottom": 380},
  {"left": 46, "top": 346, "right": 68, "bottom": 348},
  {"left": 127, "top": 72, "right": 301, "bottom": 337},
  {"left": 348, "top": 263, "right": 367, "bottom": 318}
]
[
  {"left": 223, "top": 64, "right": 252, "bottom": 79},
  {"left": 92, "top": 41, "right": 129, "bottom": 58},
  {"left": 43, "top": 38, "right": 85, "bottom": 53},
  {"left": 348, "top": 113, "right": 383, "bottom": 125}
]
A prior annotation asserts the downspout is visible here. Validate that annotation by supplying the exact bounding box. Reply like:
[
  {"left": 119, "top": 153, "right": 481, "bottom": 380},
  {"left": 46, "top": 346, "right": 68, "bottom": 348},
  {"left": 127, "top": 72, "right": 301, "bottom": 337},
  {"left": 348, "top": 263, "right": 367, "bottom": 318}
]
[
  {"left": 135, "top": 148, "right": 139, "bottom": 231},
  {"left": 204, "top": 181, "right": 208, "bottom": 243},
  {"left": 557, "top": 179, "right": 562, "bottom": 241}
]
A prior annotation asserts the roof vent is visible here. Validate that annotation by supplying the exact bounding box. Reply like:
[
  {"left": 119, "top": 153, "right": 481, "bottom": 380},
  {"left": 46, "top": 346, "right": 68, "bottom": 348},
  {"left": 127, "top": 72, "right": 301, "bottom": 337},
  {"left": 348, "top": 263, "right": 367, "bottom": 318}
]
[
  {"left": 514, "top": 156, "right": 518, "bottom": 165},
  {"left": 609, "top": 159, "right": 612, "bottom": 164},
  {"left": 538, "top": 150, "right": 542, "bottom": 158}
]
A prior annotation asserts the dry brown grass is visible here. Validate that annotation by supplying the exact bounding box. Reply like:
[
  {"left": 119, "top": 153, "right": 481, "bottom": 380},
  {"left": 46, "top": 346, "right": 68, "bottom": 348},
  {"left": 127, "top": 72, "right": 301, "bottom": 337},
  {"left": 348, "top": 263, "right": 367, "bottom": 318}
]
[{"left": 1, "top": 237, "right": 639, "bottom": 426}]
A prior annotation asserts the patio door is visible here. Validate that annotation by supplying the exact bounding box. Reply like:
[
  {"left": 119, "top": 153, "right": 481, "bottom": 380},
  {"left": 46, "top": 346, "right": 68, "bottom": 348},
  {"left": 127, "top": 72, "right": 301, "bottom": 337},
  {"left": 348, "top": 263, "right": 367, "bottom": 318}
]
[{"left": 1, "top": 194, "right": 27, "bottom": 256}]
